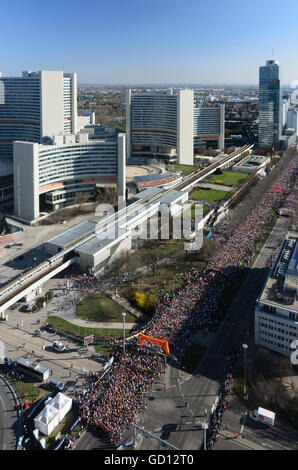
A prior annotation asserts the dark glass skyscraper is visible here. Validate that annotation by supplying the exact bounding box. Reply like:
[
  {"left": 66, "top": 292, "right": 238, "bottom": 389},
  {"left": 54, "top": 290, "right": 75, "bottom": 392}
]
[{"left": 258, "top": 60, "right": 282, "bottom": 149}]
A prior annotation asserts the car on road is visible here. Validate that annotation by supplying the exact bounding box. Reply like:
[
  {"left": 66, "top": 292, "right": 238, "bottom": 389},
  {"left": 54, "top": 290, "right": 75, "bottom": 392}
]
[
  {"left": 53, "top": 341, "right": 66, "bottom": 352},
  {"left": 48, "top": 377, "right": 65, "bottom": 391},
  {"left": 19, "top": 305, "right": 29, "bottom": 313},
  {"left": 41, "top": 325, "right": 56, "bottom": 334}
]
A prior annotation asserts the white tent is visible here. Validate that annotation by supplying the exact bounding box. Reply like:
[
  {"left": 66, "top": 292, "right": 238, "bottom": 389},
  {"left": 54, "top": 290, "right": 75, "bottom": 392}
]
[
  {"left": 47, "top": 392, "right": 72, "bottom": 422},
  {"left": 34, "top": 405, "right": 59, "bottom": 436}
]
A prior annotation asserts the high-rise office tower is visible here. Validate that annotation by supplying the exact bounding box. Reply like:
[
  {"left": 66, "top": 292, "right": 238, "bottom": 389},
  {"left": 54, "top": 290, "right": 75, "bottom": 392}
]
[
  {"left": 0, "top": 70, "right": 77, "bottom": 174},
  {"left": 287, "top": 107, "right": 298, "bottom": 132},
  {"left": 126, "top": 88, "right": 194, "bottom": 165},
  {"left": 193, "top": 103, "right": 225, "bottom": 151},
  {"left": 258, "top": 60, "right": 282, "bottom": 149}
]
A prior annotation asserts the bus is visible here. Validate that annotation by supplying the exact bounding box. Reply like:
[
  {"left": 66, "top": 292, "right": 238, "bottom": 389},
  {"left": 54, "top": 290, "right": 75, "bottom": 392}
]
[
  {"left": 279, "top": 208, "right": 294, "bottom": 217},
  {"left": 16, "top": 357, "right": 50, "bottom": 382}
]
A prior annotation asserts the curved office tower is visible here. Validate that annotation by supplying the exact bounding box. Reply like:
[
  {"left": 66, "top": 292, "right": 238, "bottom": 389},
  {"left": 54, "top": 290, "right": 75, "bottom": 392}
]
[
  {"left": 126, "top": 89, "right": 194, "bottom": 166},
  {"left": 13, "top": 132, "right": 126, "bottom": 223},
  {"left": 0, "top": 71, "right": 77, "bottom": 173}
]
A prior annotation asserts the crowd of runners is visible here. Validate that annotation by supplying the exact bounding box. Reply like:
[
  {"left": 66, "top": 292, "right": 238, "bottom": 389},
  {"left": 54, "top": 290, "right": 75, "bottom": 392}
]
[{"left": 79, "top": 157, "right": 297, "bottom": 447}]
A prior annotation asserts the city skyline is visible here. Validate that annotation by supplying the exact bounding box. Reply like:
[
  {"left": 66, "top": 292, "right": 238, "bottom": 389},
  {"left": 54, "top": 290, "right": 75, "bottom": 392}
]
[{"left": 1, "top": 0, "right": 298, "bottom": 86}]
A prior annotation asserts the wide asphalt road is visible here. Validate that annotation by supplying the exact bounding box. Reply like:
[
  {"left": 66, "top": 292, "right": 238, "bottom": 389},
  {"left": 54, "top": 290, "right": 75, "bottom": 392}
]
[{"left": 0, "top": 374, "right": 22, "bottom": 450}]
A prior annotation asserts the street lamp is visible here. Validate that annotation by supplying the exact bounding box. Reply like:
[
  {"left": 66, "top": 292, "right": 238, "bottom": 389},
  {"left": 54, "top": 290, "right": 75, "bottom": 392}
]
[
  {"left": 122, "top": 312, "right": 126, "bottom": 354},
  {"left": 201, "top": 422, "right": 208, "bottom": 450},
  {"left": 242, "top": 344, "right": 248, "bottom": 400}
]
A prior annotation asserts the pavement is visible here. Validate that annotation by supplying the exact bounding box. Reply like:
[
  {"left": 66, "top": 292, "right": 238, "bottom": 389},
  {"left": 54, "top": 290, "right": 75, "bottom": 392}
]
[
  {"left": 0, "top": 211, "right": 106, "bottom": 288},
  {"left": 0, "top": 374, "right": 22, "bottom": 450},
  {"left": 196, "top": 182, "right": 235, "bottom": 192}
]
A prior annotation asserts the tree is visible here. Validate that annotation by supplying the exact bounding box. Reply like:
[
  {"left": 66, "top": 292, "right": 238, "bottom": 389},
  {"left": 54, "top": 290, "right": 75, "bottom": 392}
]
[
  {"left": 95, "top": 186, "right": 119, "bottom": 207},
  {"left": 73, "top": 191, "right": 91, "bottom": 212},
  {"left": 133, "top": 291, "right": 155, "bottom": 313}
]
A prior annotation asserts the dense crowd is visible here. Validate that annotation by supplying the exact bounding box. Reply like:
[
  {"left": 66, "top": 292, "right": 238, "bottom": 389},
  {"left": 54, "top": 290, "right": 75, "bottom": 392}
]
[
  {"left": 78, "top": 346, "right": 163, "bottom": 445},
  {"left": 79, "top": 157, "right": 297, "bottom": 447}
]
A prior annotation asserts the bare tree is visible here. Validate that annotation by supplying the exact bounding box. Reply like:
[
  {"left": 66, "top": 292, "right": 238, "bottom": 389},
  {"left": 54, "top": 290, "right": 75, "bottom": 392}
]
[
  {"left": 95, "top": 186, "right": 119, "bottom": 207},
  {"left": 73, "top": 191, "right": 91, "bottom": 212}
]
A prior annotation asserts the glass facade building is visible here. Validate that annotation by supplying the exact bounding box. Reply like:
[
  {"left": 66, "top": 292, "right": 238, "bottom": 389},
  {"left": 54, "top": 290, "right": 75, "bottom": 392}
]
[
  {"left": 258, "top": 60, "right": 282, "bottom": 149},
  {"left": 126, "top": 89, "right": 194, "bottom": 165},
  {"left": 0, "top": 71, "right": 77, "bottom": 166}
]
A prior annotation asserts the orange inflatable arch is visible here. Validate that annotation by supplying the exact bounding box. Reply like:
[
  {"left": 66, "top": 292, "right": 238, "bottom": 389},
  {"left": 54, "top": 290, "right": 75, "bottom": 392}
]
[
  {"left": 139, "top": 333, "right": 170, "bottom": 355},
  {"left": 272, "top": 186, "right": 283, "bottom": 193}
]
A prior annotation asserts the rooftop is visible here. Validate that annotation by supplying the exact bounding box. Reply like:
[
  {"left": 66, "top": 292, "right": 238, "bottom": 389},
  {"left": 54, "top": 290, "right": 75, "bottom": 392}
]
[
  {"left": 259, "top": 232, "right": 298, "bottom": 311},
  {"left": 75, "top": 224, "right": 127, "bottom": 256},
  {"left": 46, "top": 220, "right": 97, "bottom": 249},
  {"left": 234, "top": 154, "right": 269, "bottom": 168}
]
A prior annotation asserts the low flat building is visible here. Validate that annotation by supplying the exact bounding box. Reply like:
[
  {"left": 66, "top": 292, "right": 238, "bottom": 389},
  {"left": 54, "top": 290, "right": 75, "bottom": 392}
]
[
  {"left": 255, "top": 232, "right": 298, "bottom": 357},
  {"left": 279, "top": 128, "right": 297, "bottom": 150},
  {"left": 232, "top": 154, "right": 270, "bottom": 173},
  {"left": 45, "top": 189, "right": 189, "bottom": 275}
]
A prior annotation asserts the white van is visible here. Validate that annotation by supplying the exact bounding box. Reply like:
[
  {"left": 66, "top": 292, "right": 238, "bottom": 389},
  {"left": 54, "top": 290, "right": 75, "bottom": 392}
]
[{"left": 53, "top": 341, "right": 65, "bottom": 352}]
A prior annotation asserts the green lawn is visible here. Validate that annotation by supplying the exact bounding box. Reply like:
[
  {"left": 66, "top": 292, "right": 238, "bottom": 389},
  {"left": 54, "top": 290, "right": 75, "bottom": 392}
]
[
  {"left": 76, "top": 293, "right": 137, "bottom": 323},
  {"left": 11, "top": 376, "right": 48, "bottom": 406},
  {"left": 166, "top": 163, "right": 198, "bottom": 176},
  {"left": 203, "top": 170, "right": 250, "bottom": 187},
  {"left": 46, "top": 315, "right": 132, "bottom": 339},
  {"left": 119, "top": 240, "right": 186, "bottom": 272},
  {"left": 120, "top": 259, "right": 204, "bottom": 299},
  {"left": 190, "top": 188, "right": 229, "bottom": 204}
]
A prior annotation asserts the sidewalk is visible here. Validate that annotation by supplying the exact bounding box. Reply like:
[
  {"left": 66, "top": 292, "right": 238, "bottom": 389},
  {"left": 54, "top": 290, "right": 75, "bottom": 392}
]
[{"left": 219, "top": 430, "right": 266, "bottom": 450}]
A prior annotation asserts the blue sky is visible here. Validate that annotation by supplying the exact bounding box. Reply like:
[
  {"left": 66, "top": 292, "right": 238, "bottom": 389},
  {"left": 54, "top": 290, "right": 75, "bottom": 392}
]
[{"left": 1, "top": 0, "right": 298, "bottom": 85}]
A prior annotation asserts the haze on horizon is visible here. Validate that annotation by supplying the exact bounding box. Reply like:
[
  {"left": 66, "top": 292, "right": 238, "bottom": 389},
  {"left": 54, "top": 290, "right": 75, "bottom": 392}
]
[{"left": 1, "top": 0, "right": 298, "bottom": 87}]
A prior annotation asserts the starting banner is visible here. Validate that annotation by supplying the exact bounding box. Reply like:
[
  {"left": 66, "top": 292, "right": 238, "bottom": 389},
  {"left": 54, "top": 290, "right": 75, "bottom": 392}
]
[{"left": 139, "top": 333, "right": 170, "bottom": 355}]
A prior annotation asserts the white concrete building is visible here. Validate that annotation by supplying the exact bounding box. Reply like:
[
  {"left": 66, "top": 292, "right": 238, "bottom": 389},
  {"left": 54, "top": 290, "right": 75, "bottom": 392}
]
[
  {"left": 126, "top": 89, "right": 194, "bottom": 166},
  {"left": 287, "top": 108, "right": 298, "bottom": 132},
  {"left": 0, "top": 70, "right": 77, "bottom": 171},
  {"left": 255, "top": 232, "right": 298, "bottom": 357},
  {"left": 282, "top": 98, "right": 289, "bottom": 128},
  {"left": 13, "top": 131, "right": 126, "bottom": 223},
  {"left": 77, "top": 110, "right": 96, "bottom": 132},
  {"left": 194, "top": 104, "right": 225, "bottom": 151},
  {"left": 45, "top": 188, "right": 189, "bottom": 275}
]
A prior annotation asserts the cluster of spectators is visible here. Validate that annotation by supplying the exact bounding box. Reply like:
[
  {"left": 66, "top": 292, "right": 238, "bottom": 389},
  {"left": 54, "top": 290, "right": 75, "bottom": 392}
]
[
  {"left": 81, "top": 157, "right": 297, "bottom": 447},
  {"left": 79, "top": 345, "right": 163, "bottom": 446}
]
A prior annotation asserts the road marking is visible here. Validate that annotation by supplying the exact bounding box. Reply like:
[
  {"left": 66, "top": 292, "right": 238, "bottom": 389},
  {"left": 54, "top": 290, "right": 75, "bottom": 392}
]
[
  {"left": 240, "top": 412, "right": 247, "bottom": 434},
  {"left": 0, "top": 395, "right": 7, "bottom": 416}
]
